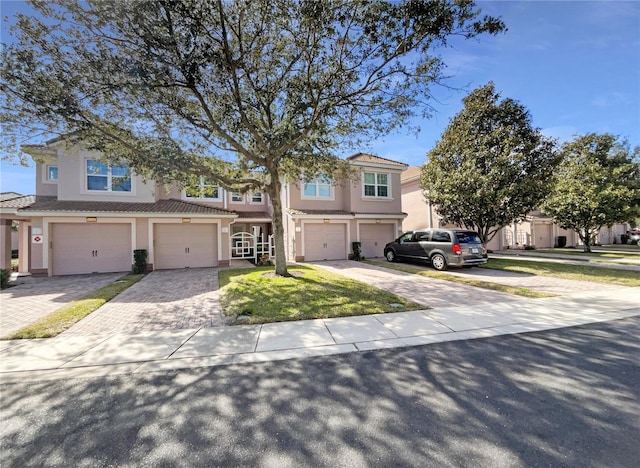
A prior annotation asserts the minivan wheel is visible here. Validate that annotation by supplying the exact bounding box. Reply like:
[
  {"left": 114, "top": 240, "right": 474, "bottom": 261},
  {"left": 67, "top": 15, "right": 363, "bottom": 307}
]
[
  {"left": 431, "top": 253, "right": 447, "bottom": 271},
  {"left": 385, "top": 250, "right": 396, "bottom": 262}
]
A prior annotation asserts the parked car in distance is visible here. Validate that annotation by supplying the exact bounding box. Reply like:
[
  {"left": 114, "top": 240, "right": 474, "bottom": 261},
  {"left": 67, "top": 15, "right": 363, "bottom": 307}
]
[
  {"left": 384, "top": 228, "right": 488, "bottom": 271},
  {"left": 625, "top": 230, "right": 640, "bottom": 245}
]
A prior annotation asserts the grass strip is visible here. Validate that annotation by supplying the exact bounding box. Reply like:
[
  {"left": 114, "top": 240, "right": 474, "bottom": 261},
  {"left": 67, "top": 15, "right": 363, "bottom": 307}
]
[
  {"left": 533, "top": 249, "right": 640, "bottom": 261},
  {"left": 3, "top": 274, "right": 145, "bottom": 340},
  {"left": 481, "top": 258, "right": 640, "bottom": 287},
  {"left": 364, "top": 260, "right": 553, "bottom": 298},
  {"left": 219, "top": 264, "right": 423, "bottom": 324}
]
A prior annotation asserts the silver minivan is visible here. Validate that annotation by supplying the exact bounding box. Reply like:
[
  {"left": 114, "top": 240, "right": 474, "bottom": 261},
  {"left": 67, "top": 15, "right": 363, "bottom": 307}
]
[{"left": 384, "top": 228, "right": 488, "bottom": 271}]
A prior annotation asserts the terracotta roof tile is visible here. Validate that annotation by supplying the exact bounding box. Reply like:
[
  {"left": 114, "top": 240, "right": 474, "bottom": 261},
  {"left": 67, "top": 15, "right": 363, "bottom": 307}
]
[
  {"left": 347, "top": 153, "right": 407, "bottom": 167},
  {"left": 235, "top": 211, "right": 272, "bottom": 219},
  {"left": 17, "top": 198, "right": 235, "bottom": 215},
  {"left": 0, "top": 194, "right": 39, "bottom": 208},
  {"left": 401, "top": 166, "right": 422, "bottom": 181}
]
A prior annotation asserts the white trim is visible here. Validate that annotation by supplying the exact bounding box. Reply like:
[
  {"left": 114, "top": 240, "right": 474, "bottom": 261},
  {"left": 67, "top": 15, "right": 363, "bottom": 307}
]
[
  {"left": 249, "top": 192, "right": 264, "bottom": 204},
  {"left": 353, "top": 213, "right": 406, "bottom": 219},
  {"left": 362, "top": 171, "right": 392, "bottom": 199},
  {"left": 230, "top": 192, "right": 245, "bottom": 204},
  {"left": 42, "top": 164, "right": 59, "bottom": 185},
  {"left": 84, "top": 158, "right": 134, "bottom": 195},
  {"left": 182, "top": 176, "right": 222, "bottom": 202},
  {"left": 300, "top": 177, "right": 334, "bottom": 201}
]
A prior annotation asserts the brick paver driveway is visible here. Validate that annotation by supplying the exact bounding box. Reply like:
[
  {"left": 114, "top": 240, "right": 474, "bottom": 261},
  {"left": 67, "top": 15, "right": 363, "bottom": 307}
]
[
  {"left": 0, "top": 273, "right": 124, "bottom": 337},
  {"left": 60, "top": 268, "right": 224, "bottom": 335},
  {"left": 313, "top": 260, "right": 519, "bottom": 307}
]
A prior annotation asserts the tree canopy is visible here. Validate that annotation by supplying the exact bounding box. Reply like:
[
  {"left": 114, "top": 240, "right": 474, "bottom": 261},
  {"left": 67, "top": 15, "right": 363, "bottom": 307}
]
[
  {"left": 421, "top": 82, "right": 559, "bottom": 245},
  {"left": 1, "top": 0, "right": 505, "bottom": 275},
  {"left": 542, "top": 133, "right": 640, "bottom": 252}
]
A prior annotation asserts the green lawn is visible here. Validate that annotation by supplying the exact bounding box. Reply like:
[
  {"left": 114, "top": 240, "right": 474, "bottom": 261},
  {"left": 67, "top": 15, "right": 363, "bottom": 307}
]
[
  {"left": 481, "top": 258, "right": 640, "bottom": 287},
  {"left": 219, "top": 265, "right": 422, "bottom": 324},
  {"left": 3, "top": 274, "right": 145, "bottom": 340},
  {"left": 535, "top": 249, "right": 640, "bottom": 261},
  {"left": 364, "top": 260, "right": 553, "bottom": 298}
]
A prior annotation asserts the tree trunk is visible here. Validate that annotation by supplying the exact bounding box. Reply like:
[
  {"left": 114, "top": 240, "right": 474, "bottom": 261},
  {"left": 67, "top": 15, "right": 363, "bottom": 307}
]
[
  {"left": 265, "top": 174, "right": 290, "bottom": 277},
  {"left": 582, "top": 228, "right": 591, "bottom": 253}
]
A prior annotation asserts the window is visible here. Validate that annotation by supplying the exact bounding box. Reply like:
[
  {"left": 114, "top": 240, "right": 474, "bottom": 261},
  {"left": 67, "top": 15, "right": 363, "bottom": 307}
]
[
  {"left": 363, "top": 172, "right": 389, "bottom": 198},
  {"left": 87, "top": 160, "right": 131, "bottom": 192},
  {"left": 303, "top": 176, "right": 332, "bottom": 198},
  {"left": 231, "top": 192, "right": 244, "bottom": 202},
  {"left": 432, "top": 231, "right": 452, "bottom": 242},
  {"left": 46, "top": 165, "right": 58, "bottom": 181},
  {"left": 251, "top": 193, "right": 263, "bottom": 203},
  {"left": 185, "top": 177, "right": 220, "bottom": 200}
]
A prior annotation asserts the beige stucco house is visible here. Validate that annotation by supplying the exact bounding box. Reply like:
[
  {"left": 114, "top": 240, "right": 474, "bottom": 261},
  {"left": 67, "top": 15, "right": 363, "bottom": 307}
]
[
  {"left": 0, "top": 139, "right": 406, "bottom": 275},
  {"left": 400, "top": 165, "right": 629, "bottom": 250}
]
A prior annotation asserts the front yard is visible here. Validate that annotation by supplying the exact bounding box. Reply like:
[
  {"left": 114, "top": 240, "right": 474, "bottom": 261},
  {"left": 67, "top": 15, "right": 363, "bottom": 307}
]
[
  {"left": 219, "top": 264, "right": 422, "bottom": 324},
  {"left": 482, "top": 258, "right": 640, "bottom": 287}
]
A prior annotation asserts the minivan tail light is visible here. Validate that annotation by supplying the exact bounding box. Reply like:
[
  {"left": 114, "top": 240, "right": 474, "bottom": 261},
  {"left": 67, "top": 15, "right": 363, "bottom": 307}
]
[{"left": 452, "top": 243, "right": 462, "bottom": 255}]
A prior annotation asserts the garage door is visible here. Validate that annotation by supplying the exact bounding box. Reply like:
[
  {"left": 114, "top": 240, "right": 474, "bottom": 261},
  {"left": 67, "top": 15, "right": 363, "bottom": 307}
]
[
  {"left": 304, "top": 224, "right": 346, "bottom": 261},
  {"left": 154, "top": 223, "right": 217, "bottom": 269},
  {"left": 52, "top": 223, "right": 132, "bottom": 275},
  {"left": 359, "top": 224, "right": 395, "bottom": 259}
]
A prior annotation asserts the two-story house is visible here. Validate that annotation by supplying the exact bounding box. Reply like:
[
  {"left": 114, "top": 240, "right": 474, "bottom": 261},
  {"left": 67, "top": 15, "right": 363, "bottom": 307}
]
[{"left": 0, "top": 138, "right": 407, "bottom": 276}]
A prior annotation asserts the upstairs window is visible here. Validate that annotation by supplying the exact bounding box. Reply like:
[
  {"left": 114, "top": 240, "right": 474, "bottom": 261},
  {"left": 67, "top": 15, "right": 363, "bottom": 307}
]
[
  {"left": 231, "top": 192, "right": 244, "bottom": 202},
  {"left": 250, "top": 193, "right": 263, "bottom": 203},
  {"left": 363, "top": 172, "right": 389, "bottom": 198},
  {"left": 46, "top": 165, "right": 58, "bottom": 182},
  {"left": 185, "top": 177, "right": 220, "bottom": 200},
  {"left": 303, "top": 176, "right": 332, "bottom": 198},
  {"left": 87, "top": 160, "right": 131, "bottom": 192}
]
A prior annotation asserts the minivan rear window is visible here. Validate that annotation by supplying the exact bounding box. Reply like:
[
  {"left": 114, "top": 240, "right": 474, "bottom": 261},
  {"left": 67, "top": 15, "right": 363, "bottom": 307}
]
[{"left": 456, "top": 232, "right": 482, "bottom": 244}]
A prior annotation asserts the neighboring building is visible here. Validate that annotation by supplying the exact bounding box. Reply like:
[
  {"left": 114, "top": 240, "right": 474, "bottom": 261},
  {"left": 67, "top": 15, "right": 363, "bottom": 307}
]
[
  {"left": 0, "top": 138, "right": 406, "bottom": 275},
  {"left": 400, "top": 165, "right": 629, "bottom": 250}
]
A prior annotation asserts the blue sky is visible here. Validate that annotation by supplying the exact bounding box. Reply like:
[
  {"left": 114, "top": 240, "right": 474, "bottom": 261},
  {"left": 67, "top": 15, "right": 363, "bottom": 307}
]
[{"left": 1, "top": 0, "right": 639, "bottom": 195}]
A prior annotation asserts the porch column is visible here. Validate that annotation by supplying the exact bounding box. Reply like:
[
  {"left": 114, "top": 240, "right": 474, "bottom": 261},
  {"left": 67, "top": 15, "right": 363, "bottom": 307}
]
[
  {"left": 0, "top": 219, "right": 12, "bottom": 270},
  {"left": 512, "top": 222, "right": 518, "bottom": 247},
  {"left": 18, "top": 221, "right": 30, "bottom": 273}
]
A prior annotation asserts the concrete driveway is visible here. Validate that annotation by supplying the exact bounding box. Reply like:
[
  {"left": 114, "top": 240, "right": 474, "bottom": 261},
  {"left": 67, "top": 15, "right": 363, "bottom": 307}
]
[
  {"left": 60, "top": 268, "right": 224, "bottom": 336},
  {"left": 0, "top": 273, "right": 125, "bottom": 337}
]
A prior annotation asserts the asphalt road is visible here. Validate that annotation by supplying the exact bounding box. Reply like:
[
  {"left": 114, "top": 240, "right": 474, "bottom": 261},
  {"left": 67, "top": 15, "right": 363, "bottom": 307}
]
[{"left": 2, "top": 317, "right": 639, "bottom": 467}]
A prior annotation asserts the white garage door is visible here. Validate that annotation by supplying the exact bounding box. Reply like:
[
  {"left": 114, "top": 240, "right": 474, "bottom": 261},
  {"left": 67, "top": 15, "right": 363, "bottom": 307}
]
[
  {"left": 154, "top": 223, "right": 217, "bottom": 269},
  {"left": 52, "top": 223, "right": 132, "bottom": 275},
  {"left": 304, "top": 224, "right": 346, "bottom": 261},
  {"left": 359, "top": 224, "right": 395, "bottom": 259}
]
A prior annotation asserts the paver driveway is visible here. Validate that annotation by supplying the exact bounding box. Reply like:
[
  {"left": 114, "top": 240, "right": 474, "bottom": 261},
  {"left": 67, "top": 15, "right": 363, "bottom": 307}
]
[
  {"left": 0, "top": 273, "right": 124, "bottom": 337},
  {"left": 312, "top": 260, "right": 519, "bottom": 307},
  {"left": 60, "top": 268, "right": 224, "bottom": 335}
]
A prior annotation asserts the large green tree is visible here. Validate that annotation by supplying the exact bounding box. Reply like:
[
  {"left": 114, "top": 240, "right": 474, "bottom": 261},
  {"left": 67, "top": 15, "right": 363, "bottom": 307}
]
[
  {"left": 0, "top": 0, "right": 504, "bottom": 275},
  {"left": 421, "top": 82, "right": 559, "bottom": 245},
  {"left": 542, "top": 133, "right": 640, "bottom": 252}
]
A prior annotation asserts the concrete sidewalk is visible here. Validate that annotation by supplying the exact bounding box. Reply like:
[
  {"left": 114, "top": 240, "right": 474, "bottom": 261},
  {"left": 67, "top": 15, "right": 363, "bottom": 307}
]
[{"left": 1, "top": 286, "right": 638, "bottom": 384}]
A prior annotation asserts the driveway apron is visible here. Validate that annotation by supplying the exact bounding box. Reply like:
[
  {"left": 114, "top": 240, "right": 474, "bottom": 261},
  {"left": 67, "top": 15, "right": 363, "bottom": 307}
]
[
  {"left": 60, "top": 268, "right": 224, "bottom": 335},
  {"left": 0, "top": 273, "right": 124, "bottom": 337},
  {"left": 311, "top": 260, "right": 518, "bottom": 307}
]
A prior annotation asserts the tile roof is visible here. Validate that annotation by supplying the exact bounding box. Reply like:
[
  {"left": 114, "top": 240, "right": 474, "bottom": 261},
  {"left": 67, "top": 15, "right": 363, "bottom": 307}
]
[
  {"left": 401, "top": 166, "right": 422, "bottom": 181},
  {"left": 17, "top": 198, "right": 235, "bottom": 215},
  {"left": 287, "top": 209, "right": 354, "bottom": 216},
  {"left": 235, "top": 211, "right": 272, "bottom": 219},
  {"left": 0, "top": 194, "right": 38, "bottom": 209},
  {"left": 0, "top": 192, "right": 23, "bottom": 201},
  {"left": 347, "top": 153, "right": 408, "bottom": 167}
]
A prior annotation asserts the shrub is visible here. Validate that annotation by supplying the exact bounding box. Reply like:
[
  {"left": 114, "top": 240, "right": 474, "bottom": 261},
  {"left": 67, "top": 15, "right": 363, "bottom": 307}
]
[
  {"left": 133, "top": 249, "right": 148, "bottom": 274},
  {"left": 524, "top": 245, "right": 536, "bottom": 250},
  {"left": 0, "top": 269, "right": 10, "bottom": 289}
]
